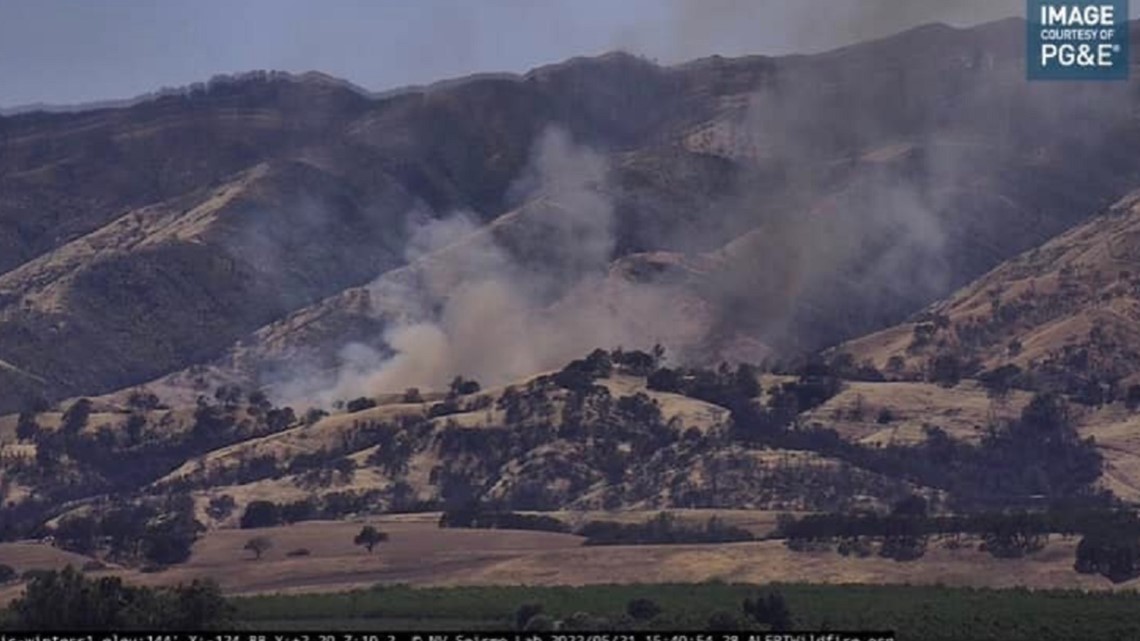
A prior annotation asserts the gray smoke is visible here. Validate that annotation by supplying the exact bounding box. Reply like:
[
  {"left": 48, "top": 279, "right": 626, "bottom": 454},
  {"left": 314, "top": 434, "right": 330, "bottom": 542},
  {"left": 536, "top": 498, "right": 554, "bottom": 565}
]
[
  {"left": 285, "top": 3, "right": 1116, "bottom": 405},
  {"left": 312, "top": 127, "right": 689, "bottom": 402}
]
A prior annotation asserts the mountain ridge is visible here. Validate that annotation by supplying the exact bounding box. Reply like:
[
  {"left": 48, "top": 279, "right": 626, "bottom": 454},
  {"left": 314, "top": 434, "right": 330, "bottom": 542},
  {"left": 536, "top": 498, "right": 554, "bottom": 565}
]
[{"left": 4, "top": 18, "right": 1140, "bottom": 413}]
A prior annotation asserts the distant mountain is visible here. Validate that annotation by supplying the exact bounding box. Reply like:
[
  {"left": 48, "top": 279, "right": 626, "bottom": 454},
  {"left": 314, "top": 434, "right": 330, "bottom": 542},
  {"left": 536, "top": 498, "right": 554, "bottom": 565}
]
[{"left": 5, "top": 19, "right": 1140, "bottom": 412}]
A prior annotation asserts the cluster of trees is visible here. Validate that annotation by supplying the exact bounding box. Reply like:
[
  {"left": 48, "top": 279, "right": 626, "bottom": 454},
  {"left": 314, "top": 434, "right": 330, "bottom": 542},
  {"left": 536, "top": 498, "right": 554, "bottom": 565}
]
[
  {"left": 405, "top": 353, "right": 908, "bottom": 514},
  {"left": 779, "top": 497, "right": 1140, "bottom": 582},
  {"left": 438, "top": 507, "right": 571, "bottom": 533},
  {"left": 780, "top": 495, "right": 933, "bottom": 561},
  {"left": 2, "top": 566, "right": 234, "bottom": 630},
  {"left": 423, "top": 378, "right": 682, "bottom": 512},
  {"left": 647, "top": 362, "right": 760, "bottom": 411},
  {"left": 730, "top": 390, "right": 1103, "bottom": 510},
  {"left": 167, "top": 416, "right": 431, "bottom": 494},
  {"left": 237, "top": 491, "right": 383, "bottom": 529},
  {"left": 549, "top": 347, "right": 664, "bottom": 392},
  {"left": 1073, "top": 511, "right": 1140, "bottom": 583},
  {"left": 49, "top": 493, "right": 203, "bottom": 567},
  {"left": 578, "top": 512, "right": 754, "bottom": 546},
  {"left": 3, "top": 385, "right": 299, "bottom": 543},
  {"left": 906, "top": 290, "right": 1140, "bottom": 407},
  {"left": 779, "top": 495, "right": 1074, "bottom": 561}
]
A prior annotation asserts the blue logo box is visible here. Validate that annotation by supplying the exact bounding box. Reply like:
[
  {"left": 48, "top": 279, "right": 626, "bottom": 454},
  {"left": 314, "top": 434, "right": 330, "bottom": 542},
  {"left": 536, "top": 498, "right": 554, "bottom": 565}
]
[{"left": 1027, "top": 0, "right": 1129, "bottom": 80}]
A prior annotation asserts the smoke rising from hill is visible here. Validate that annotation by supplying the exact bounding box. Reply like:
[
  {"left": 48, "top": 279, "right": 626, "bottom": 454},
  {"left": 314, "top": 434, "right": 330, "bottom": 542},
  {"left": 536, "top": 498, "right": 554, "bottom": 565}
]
[
  {"left": 307, "top": 126, "right": 687, "bottom": 403},
  {"left": 275, "top": 8, "right": 1130, "bottom": 407}
]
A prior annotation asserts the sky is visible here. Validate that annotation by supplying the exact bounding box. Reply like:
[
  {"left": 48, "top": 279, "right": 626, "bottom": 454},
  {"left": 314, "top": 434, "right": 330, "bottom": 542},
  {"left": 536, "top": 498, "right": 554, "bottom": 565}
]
[{"left": 0, "top": 0, "right": 1037, "bottom": 109}]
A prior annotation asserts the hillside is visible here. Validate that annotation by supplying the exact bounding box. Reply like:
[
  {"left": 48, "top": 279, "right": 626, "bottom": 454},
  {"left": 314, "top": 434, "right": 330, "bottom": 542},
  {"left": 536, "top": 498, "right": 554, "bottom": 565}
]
[
  {"left": 6, "top": 20, "right": 1140, "bottom": 413},
  {"left": 11, "top": 17, "right": 1140, "bottom": 600},
  {"left": 841, "top": 187, "right": 1140, "bottom": 399}
]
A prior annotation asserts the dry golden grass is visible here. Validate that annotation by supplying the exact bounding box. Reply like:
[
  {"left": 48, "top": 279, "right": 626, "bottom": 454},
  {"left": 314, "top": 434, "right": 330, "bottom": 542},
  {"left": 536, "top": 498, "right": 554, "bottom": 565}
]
[
  {"left": 803, "top": 380, "right": 1032, "bottom": 445},
  {"left": 0, "top": 518, "right": 1123, "bottom": 602},
  {"left": 1078, "top": 409, "right": 1140, "bottom": 502},
  {"left": 0, "top": 541, "right": 110, "bottom": 603},
  {"left": 157, "top": 372, "right": 728, "bottom": 495},
  {"left": 843, "top": 191, "right": 1140, "bottom": 375},
  {"left": 453, "top": 537, "right": 1119, "bottom": 591},
  {"left": 0, "top": 541, "right": 102, "bottom": 571},
  {"left": 155, "top": 404, "right": 415, "bottom": 486},
  {"left": 599, "top": 375, "right": 729, "bottom": 433}
]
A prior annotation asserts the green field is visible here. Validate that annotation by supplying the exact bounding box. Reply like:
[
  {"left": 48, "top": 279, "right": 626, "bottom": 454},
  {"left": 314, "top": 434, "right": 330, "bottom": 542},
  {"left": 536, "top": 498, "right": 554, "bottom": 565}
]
[{"left": 234, "top": 582, "right": 1140, "bottom": 640}]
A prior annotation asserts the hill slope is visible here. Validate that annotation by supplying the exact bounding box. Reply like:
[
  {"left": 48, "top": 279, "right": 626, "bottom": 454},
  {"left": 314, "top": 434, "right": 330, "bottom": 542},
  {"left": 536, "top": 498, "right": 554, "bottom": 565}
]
[
  {"left": 842, "top": 187, "right": 1140, "bottom": 395},
  {"left": 7, "top": 19, "right": 1140, "bottom": 415}
]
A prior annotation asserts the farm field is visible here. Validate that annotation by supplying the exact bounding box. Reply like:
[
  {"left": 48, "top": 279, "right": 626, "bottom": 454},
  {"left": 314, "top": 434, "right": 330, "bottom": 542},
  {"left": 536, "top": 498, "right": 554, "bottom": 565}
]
[{"left": 232, "top": 582, "right": 1140, "bottom": 639}]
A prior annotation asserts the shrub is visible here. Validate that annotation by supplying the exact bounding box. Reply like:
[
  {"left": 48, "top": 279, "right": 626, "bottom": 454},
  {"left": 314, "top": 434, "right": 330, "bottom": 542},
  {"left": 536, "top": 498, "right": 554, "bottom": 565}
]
[
  {"left": 514, "top": 603, "right": 544, "bottom": 630},
  {"left": 523, "top": 614, "right": 555, "bottom": 631},
  {"left": 205, "top": 494, "right": 236, "bottom": 521},
  {"left": 345, "top": 397, "right": 377, "bottom": 414},
  {"left": 626, "top": 597, "right": 662, "bottom": 621},
  {"left": 438, "top": 508, "right": 571, "bottom": 534},
  {"left": 239, "top": 501, "right": 281, "bottom": 529},
  {"left": 353, "top": 526, "right": 388, "bottom": 553},
  {"left": 706, "top": 610, "right": 744, "bottom": 631},
  {"left": 20, "top": 569, "right": 52, "bottom": 582},
  {"left": 579, "top": 513, "right": 753, "bottom": 545},
  {"left": 243, "top": 536, "right": 272, "bottom": 560},
  {"left": 1126, "top": 385, "right": 1140, "bottom": 412}
]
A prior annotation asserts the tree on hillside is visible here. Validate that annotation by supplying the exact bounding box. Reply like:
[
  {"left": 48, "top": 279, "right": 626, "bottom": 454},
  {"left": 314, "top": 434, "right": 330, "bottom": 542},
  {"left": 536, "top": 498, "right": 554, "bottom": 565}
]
[
  {"left": 53, "top": 515, "right": 99, "bottom": 556},
  {"left": 124, "top": 413, "right": 147, "bottom": 446},
  {"left": 928, "top": 354, "right": 962, "bottom": 388},
  {"left": 141, "top": 508, "right": 203, "bottom": 566},
  {"left": 60, "top": 398, "right": 92, "bottom": 436},
  {"left": 353, "top": 525, "right": 388, "bottom": 553},
  {"left": 647, "top": 367, "right": 682, "bottom": 393},
  {"left": 126, "top": 389, "right": 161, "bottom": 412},
  {"left": 205, "top": 495, "right": 236, "bottom": 521},
  {"left": 214, "top": 385, "right": 243, "bottom": 410},
  {"left": 449, "top": 376, "right": 481, "bottom": 397},
  {"left": 346, "top": 396, "right": 377, "bottom": 413},
  {"left": 239, "top": 500, "right": 281, "bottom": 529},
  {"left": 1126, "top": 384, "right": 1140, "bottom": 411},
  {"left": 15, "top": 411, "right": 39, "bottom": 442},
  {"left": 243, "top": 536, "right": 272, "bottom": 560}
]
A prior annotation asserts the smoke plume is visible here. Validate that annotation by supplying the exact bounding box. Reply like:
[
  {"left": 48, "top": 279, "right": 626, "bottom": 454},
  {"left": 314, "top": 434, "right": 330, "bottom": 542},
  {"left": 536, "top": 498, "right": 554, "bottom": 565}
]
[{"left": 312, "top": 127, "right": 688, "bottom": 402}]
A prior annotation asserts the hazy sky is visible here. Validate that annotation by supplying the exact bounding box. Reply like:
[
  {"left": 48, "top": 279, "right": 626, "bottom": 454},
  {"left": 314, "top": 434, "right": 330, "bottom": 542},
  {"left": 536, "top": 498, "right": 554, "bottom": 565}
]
[{"left": 0, "top": 0, "right": 1038, "bottom": 108}]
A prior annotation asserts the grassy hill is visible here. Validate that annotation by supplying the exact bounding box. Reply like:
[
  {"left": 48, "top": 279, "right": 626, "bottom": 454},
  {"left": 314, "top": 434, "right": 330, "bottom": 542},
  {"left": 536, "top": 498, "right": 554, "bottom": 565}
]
[
  {"left": 7, "top": 20, "right": 1140, "bottom": 414},
  {"left": 842, "top": 187, "right": 1140, "bottom": 399}
]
